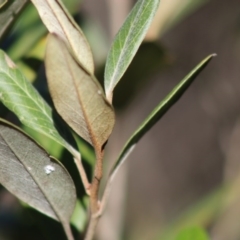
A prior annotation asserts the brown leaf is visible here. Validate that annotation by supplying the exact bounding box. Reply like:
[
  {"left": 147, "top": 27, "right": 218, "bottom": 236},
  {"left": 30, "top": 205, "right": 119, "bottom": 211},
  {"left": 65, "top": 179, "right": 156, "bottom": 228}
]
[{"left": 45, "top": 34, "right": 115, "bottom": 151}]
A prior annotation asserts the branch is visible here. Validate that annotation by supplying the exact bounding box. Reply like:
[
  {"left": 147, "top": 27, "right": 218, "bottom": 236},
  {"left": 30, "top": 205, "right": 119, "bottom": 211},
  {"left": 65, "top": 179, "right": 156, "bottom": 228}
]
[
  {"left": 84, "top": 149, "right": 104, "bottom": 240},
  {"left": 74, "top": 156, "right": 91, "bottom": 196}
]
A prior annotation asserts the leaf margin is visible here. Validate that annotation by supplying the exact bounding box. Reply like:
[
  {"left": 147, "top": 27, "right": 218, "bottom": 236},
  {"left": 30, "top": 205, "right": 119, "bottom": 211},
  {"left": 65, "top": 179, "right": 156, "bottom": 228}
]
[
  {"left": 0, "top": 118, "right": 76, "bottom": 239},
  {"left": 101, "top": 53, "right": 216, "bottom": 209},
  {"left": 0, "top": 49, "right": 79, "bottom": 158},
  {"left": 45, "top": 33, "right": 115, "bottom": 152},
  {"left": 30, "top": 0, "right": 94, "bottom": 74},
  {"left": 104, "top": 0, "right": 161, "bottom": 102}
]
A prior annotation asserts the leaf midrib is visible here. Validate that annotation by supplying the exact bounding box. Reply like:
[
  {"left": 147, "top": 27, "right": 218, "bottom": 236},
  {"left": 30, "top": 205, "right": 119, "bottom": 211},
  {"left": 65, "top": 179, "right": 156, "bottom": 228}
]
[
  {"left": 2, "top": 69, "right": 51, "bottom": 121},
  {"left": 0, "top": 129, "right": 62, "bottom": 222},
  {"left": 47, "top": 0, "right": 76, "bottom": 51},
  {"left": 0, "top": 61, "right": 66, "bottom": 147},
  {"left": 64, "top": 50, "right": 98, "bottom": 149},
  {"left": 107, "top": 0, "right": 150, "bottom": 93}
]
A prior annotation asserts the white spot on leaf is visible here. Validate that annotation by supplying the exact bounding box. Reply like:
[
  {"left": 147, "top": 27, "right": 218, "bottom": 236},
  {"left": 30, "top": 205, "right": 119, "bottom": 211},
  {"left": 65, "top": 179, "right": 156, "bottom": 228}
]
[
  {"left": 97, "top": 90, "right": 102, "bottom": 95},
  {"left": 44, "top": 165, "right": 55, "bottom": 175}
]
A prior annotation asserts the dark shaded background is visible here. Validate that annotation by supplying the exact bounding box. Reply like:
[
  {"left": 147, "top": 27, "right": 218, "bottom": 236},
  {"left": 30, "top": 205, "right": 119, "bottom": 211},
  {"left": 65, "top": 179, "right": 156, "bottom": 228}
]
[{"left": 83, "top": 0, "right": 240, "bottom": 239}]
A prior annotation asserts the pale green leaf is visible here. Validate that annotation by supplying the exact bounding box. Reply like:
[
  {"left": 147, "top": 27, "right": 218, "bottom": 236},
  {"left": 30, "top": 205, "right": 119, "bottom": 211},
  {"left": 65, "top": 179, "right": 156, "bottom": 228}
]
[
  {"left": 0, "top": 0, "right": 28, "bottom": 40},
  {"left": 0, "top": 119, "right": 76, "bottom": 239},
  {"left": 104, "top": 0, "right": 160, "bottom": 102},
  {"left": 102, "top": 54, "right": 216, "bottom": 205},
  {"left": 45, "top": 34, "right": 115, "bottom": 151},
  {"left": 22, "top": 125, "right": 64, "bottom": 159},
  {"left": 0, "top": 50, "right": 78, "bottom": 157},
  {"left": 31, "top": 0, "right": 94, "bottom": 74}
]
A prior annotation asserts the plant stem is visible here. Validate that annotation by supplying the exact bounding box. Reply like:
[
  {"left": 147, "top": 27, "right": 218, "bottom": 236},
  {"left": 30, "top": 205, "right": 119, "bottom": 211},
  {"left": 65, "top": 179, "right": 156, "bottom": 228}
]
[
  {"left": 90, "top": 149, "right": 104, "bottom": 212},
  {"left": 84, "top": 214, "right": 99, "bottom": 240},
  {"left": 62, "top": 222, "right": 75, "bottom": 240},
  {"left": 74, "top": 157, "right": 91, "bottom": 195},
  {"left": 84, "top": 149, "right": 104, "bottom": 240}
]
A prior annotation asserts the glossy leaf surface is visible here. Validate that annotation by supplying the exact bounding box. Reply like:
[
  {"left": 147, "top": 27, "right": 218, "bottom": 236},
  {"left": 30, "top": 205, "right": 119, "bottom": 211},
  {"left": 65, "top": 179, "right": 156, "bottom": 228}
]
[
  {"left": 103, "top": 54, "right": 216, "bottom": 202},
  {"left": 0, "top": 119, "right": 76, "bottom": 223},
  {"left": 45, "top": 34, "right": 115, "bottom": 151},
  {"left": 31, "top": 0, "right": 94, "bottom": 74},
  {"left": 0, "top": 50, "right": 77, "bottom": 156},
  {"left": 104, "top": 0, "right": 160, "bottom": 102}
]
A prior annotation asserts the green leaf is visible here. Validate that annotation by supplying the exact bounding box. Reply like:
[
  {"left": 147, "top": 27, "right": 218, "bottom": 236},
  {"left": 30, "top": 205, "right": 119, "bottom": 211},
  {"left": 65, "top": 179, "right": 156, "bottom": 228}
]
[
  {"left": 0, "top": 0, "right": 28, "bottom": 41},
  {"left": 0, "top": 119, "right": 76, "bottom": 239},
  {"left": 22, "top": 125, "right": 64, "bottom": 159},
  {"left": 104, "top": 0, "right": 160, "bottom": 102},
  {"left": 70, "top": 198, "right": 88, "bottom": 232},
  {"left": 74, "top": 134, "right": 95, "bottom": 165},
  {"left": 0, "top": 50, "right": 78, "bottom": 157},
  {"left": 45, "top": 34, "right": 115, "bottom": 151},
  {"left": 175, "top": 226, "right": 209, "bottom": 240},
  {"left": 102, "top": 54, "right": 216, "bottom": 204},
  {"left": 31, "top": 0, "right": 94, "bottom": 74}
]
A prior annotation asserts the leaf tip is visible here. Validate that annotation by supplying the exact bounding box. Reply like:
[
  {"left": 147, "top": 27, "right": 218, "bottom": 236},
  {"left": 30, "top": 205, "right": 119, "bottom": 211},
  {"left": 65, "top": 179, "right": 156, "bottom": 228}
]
[
  {"left": 212, "top": 53, "right": 217, "bottom": 57},
  {"left": 4, "top": 54, "right": 16, "bottom": 69}
]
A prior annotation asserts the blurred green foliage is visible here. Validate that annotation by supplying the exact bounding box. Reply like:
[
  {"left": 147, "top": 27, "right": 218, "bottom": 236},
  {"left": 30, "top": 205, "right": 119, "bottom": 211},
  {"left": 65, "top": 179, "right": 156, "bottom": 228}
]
[{"left": 175, "top": 226, "right": 209, "bottom": 240}]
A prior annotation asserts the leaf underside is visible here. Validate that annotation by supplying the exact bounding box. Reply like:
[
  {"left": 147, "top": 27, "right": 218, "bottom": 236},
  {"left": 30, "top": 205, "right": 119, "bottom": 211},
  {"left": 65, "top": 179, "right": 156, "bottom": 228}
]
[
  {"left": 0, "top": 119, "right": 76, "bottom": 223},
  {"left": 31, "top": 0, "right": 94, "bottom": 74},
  {"left": 45, "top": 34, "right": 115, "bottom": 150}
]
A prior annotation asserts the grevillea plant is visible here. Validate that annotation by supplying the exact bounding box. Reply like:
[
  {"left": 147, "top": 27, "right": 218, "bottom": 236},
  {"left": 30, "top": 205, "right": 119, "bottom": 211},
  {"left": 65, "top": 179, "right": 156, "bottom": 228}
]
[{"left": 0, "top": 0, "right": 215, "bottom": 239}]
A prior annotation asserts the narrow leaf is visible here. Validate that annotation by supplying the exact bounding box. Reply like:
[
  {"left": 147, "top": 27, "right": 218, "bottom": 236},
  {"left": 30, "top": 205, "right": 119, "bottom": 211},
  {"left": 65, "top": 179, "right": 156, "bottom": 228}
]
[
  {"left": 0, "top": 0, "right": 28, "bottom": 41},
  {"left": 31, "top": 0, "right": 94, "bottom": 74},
  {"left": 0, "top": 119, "right": 76, "bottom": 223},
  {"left": 45, "top": 34, "right": 115, "bottom": 151},
  {"left": 0, "top": 50, "right": 78, "bottom": 157},
  {"left": 104, "top": 0, "right": 160, "bottom": 102},
  {"left": 102, "top": 54, "right": 216, "bottom": 205}
]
